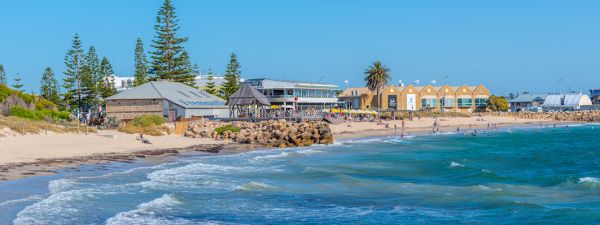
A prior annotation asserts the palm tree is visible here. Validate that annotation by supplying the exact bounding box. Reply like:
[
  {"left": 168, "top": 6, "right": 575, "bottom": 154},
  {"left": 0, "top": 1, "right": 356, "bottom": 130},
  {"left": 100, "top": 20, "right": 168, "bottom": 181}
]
[{"left": 364, "top": 61, "right": 391, "bottom": 111}]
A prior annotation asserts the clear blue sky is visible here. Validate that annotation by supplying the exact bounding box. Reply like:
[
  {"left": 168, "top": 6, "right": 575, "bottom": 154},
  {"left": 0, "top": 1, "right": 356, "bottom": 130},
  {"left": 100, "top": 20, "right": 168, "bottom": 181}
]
[{"left": 1, "top": 0, "right": 599, "bottom": 95}]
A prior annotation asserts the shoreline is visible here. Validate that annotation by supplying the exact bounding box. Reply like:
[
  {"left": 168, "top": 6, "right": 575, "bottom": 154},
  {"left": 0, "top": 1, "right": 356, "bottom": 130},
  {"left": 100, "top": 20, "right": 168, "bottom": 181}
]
[{"left": 0, "top": 116, "right": 578, "bottom": 182}]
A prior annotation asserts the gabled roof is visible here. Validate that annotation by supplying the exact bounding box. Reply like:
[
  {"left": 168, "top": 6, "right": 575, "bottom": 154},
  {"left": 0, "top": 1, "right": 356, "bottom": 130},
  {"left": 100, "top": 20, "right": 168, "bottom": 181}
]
[
  {"left": 226, "top": 83, "right": 271, "bottom": 106},
  {"left": 509, "top": 93, "right": 549, "bottom": 103},
  {"left": 106, "top": 81, "right": 226, "bottom": 109}
]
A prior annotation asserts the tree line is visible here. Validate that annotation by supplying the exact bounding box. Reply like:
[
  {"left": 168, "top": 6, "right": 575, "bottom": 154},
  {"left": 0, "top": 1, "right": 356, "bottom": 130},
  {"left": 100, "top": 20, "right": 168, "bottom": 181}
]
[{"left": 0, "top": 0, "right": 244, "bottom": 114}]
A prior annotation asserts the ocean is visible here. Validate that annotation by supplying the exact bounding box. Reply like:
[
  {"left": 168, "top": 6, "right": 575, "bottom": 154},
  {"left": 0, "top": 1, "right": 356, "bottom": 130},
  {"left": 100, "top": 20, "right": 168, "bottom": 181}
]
[{"left": 1, "top": 124, "right": 600, "bottom": 224}]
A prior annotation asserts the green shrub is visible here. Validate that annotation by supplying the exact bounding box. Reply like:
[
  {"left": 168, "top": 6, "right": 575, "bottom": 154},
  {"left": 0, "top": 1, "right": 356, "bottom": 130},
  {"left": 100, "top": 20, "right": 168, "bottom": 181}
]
[
  {"left": 35, "top": 98, "right": 57, "bottom": 110},
  {"left": 0, "top": 84, "right": 16, "bottom": 102},
  {"left": 10, "top": 106, "right": 70, "bottom": 121},
  {"left": 130, "top": 114, "right": 166, "bottom": 127},
  {"left": 214, "top": 124, "right": 240, "bottom": 135}
]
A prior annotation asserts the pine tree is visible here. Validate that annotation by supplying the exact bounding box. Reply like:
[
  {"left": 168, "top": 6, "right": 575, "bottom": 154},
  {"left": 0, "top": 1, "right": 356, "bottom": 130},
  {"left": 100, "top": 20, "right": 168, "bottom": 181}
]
[
  {"left": 204, "top": 68, "right": 217, "bottom": 95},
  {"left": 12, "top": 73, "right": 24, "bottom": 91},
  {"left": 99, "top": 57, "right": 117, "bottom": 98},
  {"left": 175, "top": 50, "right": 196, "bottom": 87},
  {"left": 83, "top": 46, "right": 101, "bottom": 106},
  {"left": 40, "top": 67, "right": 61, "bottom": 105},
  {"left": 222, "top": 53, "right": 241, "bottom": 99},
  {"left": 63, "top": 33, "right": 85, "bottom": 110},
  {"left": 150, "top": 0, "right": 189, "bottom": 82},
  {"left": 133, "top": 37, "right": 149, "bottom": 87},
  {"left": 0, "top": 64, "right": 7, "bottom": 85}
]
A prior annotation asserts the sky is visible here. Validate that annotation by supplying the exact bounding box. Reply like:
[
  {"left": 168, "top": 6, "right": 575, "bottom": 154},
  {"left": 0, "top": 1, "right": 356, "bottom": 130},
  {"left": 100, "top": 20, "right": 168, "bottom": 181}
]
[{"left": 0, "top": 0, "right": 599, "bottom": 95}]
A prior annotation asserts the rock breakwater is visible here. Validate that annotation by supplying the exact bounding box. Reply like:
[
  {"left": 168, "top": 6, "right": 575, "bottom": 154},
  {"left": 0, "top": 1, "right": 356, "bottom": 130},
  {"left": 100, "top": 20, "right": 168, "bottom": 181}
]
[{"left": 185, "top": 119, "right": 333, "bottom": 147}]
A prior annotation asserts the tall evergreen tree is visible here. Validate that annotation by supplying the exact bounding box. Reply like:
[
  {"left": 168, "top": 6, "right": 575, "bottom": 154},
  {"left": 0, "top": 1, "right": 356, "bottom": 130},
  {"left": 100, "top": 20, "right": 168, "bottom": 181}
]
[
  {"left": 12, "top": 73, "right": 24, "bottom": 91},
  {"left": 204, "top": 68, "right": 217, "bottom": 95},
  {"left": 175, "top": 50, "right": 196, "bottom": 87},
  {"left": 83, "top": 46, "right": 101, "bottom": 105},
  {"left": 222, "top": 53, "right": 241, "bottom": 99},
  {"left": 40, "top": 67, "right": 61, "bottom": 105},
  {"left": 150, "top": 0, "right": 189, "bottom": 81},
  {"left": 99, "top": 57, "right": 117, "bottom": 98},
  {"left": 0, "top": 64, "right": 7, "bottom": 85},
  {"left": 63, "top": 33, "right": 85, "bottom": 110},
  {"left": 133, "top": 37, "right": 149, "bottom": 87}
]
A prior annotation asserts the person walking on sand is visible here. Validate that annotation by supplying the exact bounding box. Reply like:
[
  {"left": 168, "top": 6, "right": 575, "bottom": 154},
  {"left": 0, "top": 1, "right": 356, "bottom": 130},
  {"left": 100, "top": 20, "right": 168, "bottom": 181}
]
[
  {"left": 401, "top": 119, "right": 406, "bottom": 131},
  {"left": 394, "top": 124, "right": 397, "bottom": 134}
]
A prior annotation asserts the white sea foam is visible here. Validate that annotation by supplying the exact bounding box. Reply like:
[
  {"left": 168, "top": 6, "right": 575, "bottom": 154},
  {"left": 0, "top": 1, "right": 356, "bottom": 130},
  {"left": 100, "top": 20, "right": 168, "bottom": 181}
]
[
  {"left": 0, "top": 195, "right": 44, "bottom": 207},
  {"left": 297, "top": 149, "right": 323, "bottom": 155},
  {"left": 579, "top": 177, "right": 600, "bottom": 183},
  {"left": 236, "top": 181, "right": 276, "bottom": 191},
  {"left": 105, "top": 194, "right": 192, "bottom": 225},
  {"left": 251, "top": 152, "right": 290, "bottom": 161},
  {"left": 449, "top": 162, "right": 465, "bottom": 168}
]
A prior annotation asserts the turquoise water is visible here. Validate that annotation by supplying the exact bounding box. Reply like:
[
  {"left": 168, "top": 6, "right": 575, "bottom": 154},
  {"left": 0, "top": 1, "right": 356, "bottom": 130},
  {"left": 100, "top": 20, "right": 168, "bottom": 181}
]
[{"left": 2, "top": 124, "right": 600, "bottom": 224}]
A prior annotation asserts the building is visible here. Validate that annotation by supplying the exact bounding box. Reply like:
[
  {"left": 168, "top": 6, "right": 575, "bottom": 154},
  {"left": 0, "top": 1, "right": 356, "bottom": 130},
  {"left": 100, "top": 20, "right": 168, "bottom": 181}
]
[
  {"left": 508, "top": 93, "right": 548, "bottom": 112},
  {"left": 245, "top": 78, "right": 343, "bottom": 110},
  {"left": 107, "top": 75, "right": 135, "bottom": 92},
  {"left": 590, "top": 88, "right": 600, "bottom": 105},
  {"left": 106, "top": 81, "right": 228, "bottom": 121},
  {"left": 338, "top": 84, "right": 491, "bottom": 113},
  {"left": 542, "top": 93, "right": 593, "bottom": 111}
]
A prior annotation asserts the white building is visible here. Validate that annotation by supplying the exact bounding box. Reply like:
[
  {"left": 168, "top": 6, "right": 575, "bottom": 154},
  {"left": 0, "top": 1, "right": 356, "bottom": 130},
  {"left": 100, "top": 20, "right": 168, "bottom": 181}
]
[
  {"left": 245, "top": 78, "right": 342, "bottom": 110},
  {"left": 542, "top": 93, "right": 593, "bottom": 111}
]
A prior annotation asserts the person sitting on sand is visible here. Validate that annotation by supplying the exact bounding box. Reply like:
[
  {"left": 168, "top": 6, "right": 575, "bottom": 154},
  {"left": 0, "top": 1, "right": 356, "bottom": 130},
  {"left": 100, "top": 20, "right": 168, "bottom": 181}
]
[{"left": 137, "top": 134, "right": 152, "bottom": 144}]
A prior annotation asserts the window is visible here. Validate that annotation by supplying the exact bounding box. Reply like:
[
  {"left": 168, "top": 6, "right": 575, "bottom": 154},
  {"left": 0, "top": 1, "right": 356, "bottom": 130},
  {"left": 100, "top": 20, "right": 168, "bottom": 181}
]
[
  {"left": 458, "top": 98, "right": 472, "bottom": 107},
  {"left": 441, "top": 98, "right": 455, "bottom": 107},
  {"left": 421, "top": 98, "right": 437, "bottom": 108},
  {"left": 475, "top": 98, "right": 488, "bottom": 107}
]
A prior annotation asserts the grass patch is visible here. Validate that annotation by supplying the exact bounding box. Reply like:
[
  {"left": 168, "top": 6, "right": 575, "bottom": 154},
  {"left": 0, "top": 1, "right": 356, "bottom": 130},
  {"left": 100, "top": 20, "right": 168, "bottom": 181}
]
[
  {"left": 214, "top": 124, "right": 241, "bottom": 135},
  {"left": 118, "top": 114, "right": 170, "bottom": 136},
  {"left": 131, "top": 114, "right": 165, "bottom": 127},
  {"left": 0, "top": 115, "right": 95, "bottom": 135},
  {"left": 10, "top": 106, "right": 70, "bottom": 122}
]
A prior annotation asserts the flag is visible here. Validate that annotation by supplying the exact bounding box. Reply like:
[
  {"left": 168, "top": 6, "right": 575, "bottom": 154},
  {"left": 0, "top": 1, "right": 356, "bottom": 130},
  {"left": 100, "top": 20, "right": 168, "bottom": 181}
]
[
  {"left": 343, "top": 80, "right": 349, "bottom": 84},
  {"left": 430, "top": 80, "right": 436, "bottom": 84},
  {"left": 414, "top": 80, "right": 420, "bottom": 84}
]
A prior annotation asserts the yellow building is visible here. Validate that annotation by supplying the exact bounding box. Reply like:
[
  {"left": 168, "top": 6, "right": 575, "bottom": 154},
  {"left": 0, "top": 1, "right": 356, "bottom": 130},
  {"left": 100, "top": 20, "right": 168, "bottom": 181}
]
[{"left": 339, "top": 84, "right": 491, "bottom": 113}]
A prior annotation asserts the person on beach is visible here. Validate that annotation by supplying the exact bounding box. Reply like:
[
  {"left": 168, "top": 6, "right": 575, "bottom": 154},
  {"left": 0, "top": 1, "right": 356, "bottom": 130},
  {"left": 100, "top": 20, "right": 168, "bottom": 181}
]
[
  {"left": 394, "top": 124, "right": 397, "bottom": 134},
  {"left": 457, "top": 127, "right": 460, "bottom": 132},
  {"left": 401, "top": 119, "right": 406, "bottom": 131}
]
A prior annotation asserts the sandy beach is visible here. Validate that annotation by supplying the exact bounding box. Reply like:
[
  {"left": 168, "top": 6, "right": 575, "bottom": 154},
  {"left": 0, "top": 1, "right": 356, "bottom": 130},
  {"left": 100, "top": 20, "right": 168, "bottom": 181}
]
[
  {"left": 0, "top": 116, "right": 553, "bottom": 182},
  {"left": 331, "top": 115, "right": 554, "bottom": 139}
]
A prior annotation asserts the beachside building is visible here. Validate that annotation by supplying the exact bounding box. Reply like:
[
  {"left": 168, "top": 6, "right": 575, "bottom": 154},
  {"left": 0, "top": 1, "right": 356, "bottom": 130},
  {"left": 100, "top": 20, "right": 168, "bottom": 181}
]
[
  {"left": 590, "top": 88, "right": 600, "bottom": 105},
  {"left": 105, "top": 81, "right": 228, "bottom": 121},
  {"left": 541, "top": 93, "right": 593, "bottom": 111},
  {"left": 338, "top": 84, "right": 491, "bottom": 113},
  {"left": 509, "top": 93, "right": 548, "bottom": 112},
  {"left": 245, "top": 78, "right": 343, "bottom": 110},
  {"left": 105, "top": 75, "right": 135, "bottom": 92}
]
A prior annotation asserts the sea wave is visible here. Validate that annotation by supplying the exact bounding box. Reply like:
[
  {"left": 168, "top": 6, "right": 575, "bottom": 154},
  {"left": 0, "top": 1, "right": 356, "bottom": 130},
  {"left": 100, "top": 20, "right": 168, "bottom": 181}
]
[
  {"left": 578, "top": 177, "right": 600, "bottom": 184},
  {"left": 0, "top": 195, "right": 44, "bottom": 207},
  {"left": 236, "top": 181, "right": 276, "bottom": 191},
  {"left": 449, "top": 162, "right": 465, "bottom": 168},
  {"left": 105, "top": 194, "right": 191, "bottom": 225}
]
